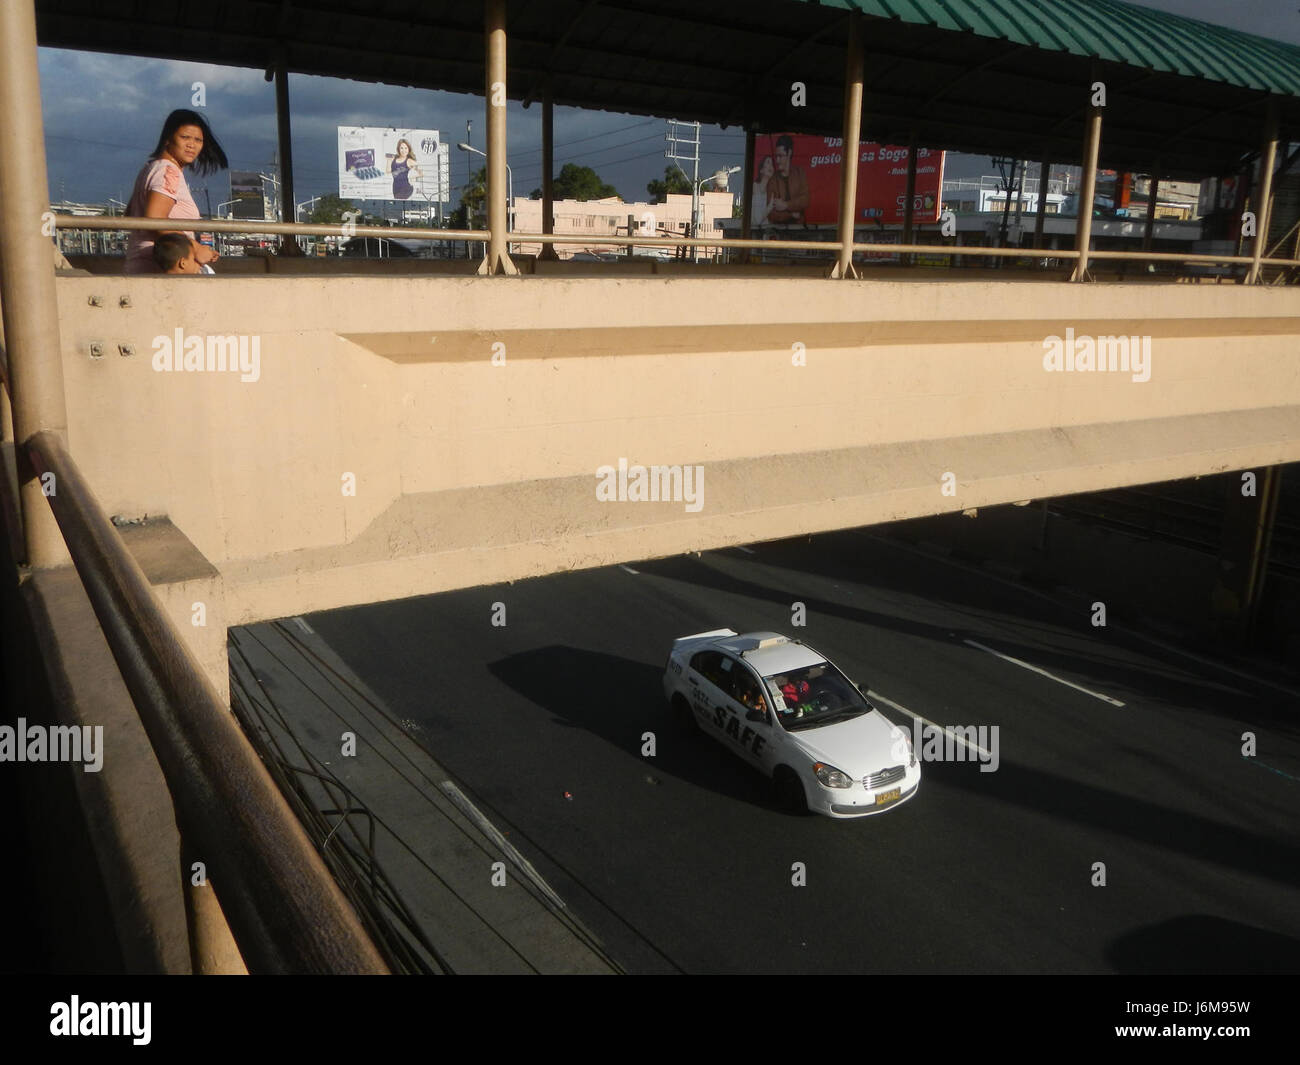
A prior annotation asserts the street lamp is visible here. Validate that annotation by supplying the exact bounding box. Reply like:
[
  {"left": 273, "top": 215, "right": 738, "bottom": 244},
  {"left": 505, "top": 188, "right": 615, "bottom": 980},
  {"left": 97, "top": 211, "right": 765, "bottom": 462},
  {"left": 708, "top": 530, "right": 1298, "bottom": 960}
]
[
  {"left": 458, "top": 141, "right": 512, "bottom": 254},
  {"left": 692, "top": 166, "right": 741, "bottom": 262},
  {"left": 295, "top": 196, "right": 322, "bottom": 254}
]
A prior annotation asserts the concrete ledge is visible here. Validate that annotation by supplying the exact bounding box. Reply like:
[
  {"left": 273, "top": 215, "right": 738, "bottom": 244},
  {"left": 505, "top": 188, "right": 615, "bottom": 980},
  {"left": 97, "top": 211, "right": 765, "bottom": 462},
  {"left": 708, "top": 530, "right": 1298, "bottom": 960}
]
[{"left": 116, "top": 518, "right": 229, "bottom": 703}]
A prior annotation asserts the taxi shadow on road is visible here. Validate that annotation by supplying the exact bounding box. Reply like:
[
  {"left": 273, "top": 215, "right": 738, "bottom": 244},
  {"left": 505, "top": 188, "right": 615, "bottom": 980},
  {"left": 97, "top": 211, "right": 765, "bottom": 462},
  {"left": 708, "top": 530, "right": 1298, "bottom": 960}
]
[
  {"left": 1107, "top": 914, "right": 1300, "bottom": 974},
  {"left": 486, "top": 645, "right": 794, "bottom": 815}
]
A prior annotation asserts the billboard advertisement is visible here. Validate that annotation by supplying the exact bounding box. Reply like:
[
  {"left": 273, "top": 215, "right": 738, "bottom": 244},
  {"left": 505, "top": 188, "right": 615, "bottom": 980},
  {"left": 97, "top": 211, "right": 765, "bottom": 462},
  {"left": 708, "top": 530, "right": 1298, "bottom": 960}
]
[
  {"left": 229, "top": 171, "right": 268, "bottom": 220},
  {"left": 337, "top": 126, "right": 450, "bottom": 203},
  {"left": 750, "top": 133, "right": 944, "bottom": 227}
]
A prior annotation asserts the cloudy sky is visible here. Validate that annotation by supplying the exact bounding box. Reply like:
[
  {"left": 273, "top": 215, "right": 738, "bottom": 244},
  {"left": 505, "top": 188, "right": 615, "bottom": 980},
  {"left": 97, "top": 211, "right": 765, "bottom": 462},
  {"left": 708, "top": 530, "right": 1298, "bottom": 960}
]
[{"left": 35, "top": 0, "right": 1300, "bottom": 215}]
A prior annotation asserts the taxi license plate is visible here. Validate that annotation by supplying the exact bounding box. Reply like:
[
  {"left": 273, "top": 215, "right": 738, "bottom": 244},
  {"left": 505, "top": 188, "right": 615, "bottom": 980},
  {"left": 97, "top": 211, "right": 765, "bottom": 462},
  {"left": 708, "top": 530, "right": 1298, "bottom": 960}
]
[{"left": 874, "top": 788, "right": 901, "bottom": 806}]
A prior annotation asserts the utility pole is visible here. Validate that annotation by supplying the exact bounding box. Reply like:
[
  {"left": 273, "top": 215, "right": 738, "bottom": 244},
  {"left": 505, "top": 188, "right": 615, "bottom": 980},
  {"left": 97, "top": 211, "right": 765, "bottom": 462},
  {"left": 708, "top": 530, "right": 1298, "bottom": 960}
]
[
  {"left": 666, "top": 119, "right": 701, "bottom": 261},
  {"left": 992, "top": 156, "right": 1020, "bottom": 264},
  {"left": 465, "top": 119, "right": 474, "bottom": 259}
]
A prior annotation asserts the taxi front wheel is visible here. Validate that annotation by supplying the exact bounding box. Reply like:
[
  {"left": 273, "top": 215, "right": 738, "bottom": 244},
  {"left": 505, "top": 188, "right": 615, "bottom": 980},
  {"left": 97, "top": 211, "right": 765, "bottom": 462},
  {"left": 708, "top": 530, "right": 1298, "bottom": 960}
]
[{"left": 773, "top": 766, "right": 808, "bottom": 814}]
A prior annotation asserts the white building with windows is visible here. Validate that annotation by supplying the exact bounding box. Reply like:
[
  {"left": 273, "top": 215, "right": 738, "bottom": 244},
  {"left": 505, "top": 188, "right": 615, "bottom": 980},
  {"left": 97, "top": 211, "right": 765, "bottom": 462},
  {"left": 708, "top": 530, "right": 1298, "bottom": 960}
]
[{"left": 511, "top": 191, "right": 734, "bottom": 259}]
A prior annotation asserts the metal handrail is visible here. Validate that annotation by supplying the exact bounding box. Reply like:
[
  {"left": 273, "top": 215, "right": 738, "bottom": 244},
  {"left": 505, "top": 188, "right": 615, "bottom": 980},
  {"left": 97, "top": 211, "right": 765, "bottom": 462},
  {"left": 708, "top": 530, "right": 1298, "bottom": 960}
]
[
  {"left": 52, "top": 213, "right": 1300, "bottom": 269},
  {"left": 23, "top": 428, "right": 389, "bottom": 975},
  {"left": 1264, "top": 217, "right": 1300, "bottom": 261}
]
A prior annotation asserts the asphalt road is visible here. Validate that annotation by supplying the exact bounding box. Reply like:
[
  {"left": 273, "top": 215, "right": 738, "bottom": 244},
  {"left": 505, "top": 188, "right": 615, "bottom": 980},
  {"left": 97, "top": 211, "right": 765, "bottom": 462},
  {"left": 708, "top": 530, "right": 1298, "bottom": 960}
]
[{"left": 305, "top": 527, "right": 1300, "bottom": 974}]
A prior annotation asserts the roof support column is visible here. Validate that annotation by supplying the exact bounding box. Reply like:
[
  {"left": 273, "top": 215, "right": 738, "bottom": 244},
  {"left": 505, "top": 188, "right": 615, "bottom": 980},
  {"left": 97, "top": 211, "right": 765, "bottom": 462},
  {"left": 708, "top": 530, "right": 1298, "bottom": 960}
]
[
  {"left": 1032, "top": 160, "right": 1049, "bottom": 250},
  {"left": 740, "top": 128, "right": 756, "bottom": 263},
  {"left": 0, "top": 0, "right": 70, "bottom": 567},
  {"left": 1212, "top": 466, "right": 1282, "bottom": 646},
  {"left": 272, "top": 52, "right": 301, "bottom": 255},
  {"left": 1142, "top": 171, "right": 1160, "bottom": 252},
  {"left": 1070, "top": 103, "right": 1103, "bottom": 282},
  {"left": 829, "top": 13, "right": 864, "bottom": 280},
  {"left": 901, "top": 136, "right": 917, "bottom": 267},
  {"left": 479, "top": 0, "right": 518, "bottom": 276},
  {"left": 1246, "top": 104, "right": 1279, "bottom": 285},
  {"left": 539, "top": 82, "right": 559, "bottom": 261}
]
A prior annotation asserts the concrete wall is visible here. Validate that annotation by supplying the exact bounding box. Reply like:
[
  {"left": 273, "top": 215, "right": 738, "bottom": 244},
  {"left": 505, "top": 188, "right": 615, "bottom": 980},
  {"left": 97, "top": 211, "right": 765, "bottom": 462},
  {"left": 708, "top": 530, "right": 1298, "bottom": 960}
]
[{"left": 50, "top": 272, "right": 1300, "bottom": 683}]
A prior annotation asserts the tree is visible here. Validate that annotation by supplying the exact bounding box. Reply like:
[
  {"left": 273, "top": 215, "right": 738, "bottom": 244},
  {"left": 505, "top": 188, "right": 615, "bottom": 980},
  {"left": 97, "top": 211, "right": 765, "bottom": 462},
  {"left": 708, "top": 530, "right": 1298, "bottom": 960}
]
[
  {"left": 454, "top": 165, "right": 488, "bottom": 228},
  {"left": 307, "top": 194, "right": 359, "bottom": 224},
  {"left": 305, "top": 195, "right": 389, "bottom": 228},
  {"left": 646, "top": 165, "right": 692, "bottom": 202},
  {"left": 528, "top": 163, "right": 619, "bottom": 202}
]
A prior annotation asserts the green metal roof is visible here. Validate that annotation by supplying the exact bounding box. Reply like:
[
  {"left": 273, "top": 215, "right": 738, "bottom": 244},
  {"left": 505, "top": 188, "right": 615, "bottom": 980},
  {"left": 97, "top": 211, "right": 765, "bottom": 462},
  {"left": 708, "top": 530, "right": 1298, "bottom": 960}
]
[
  {"left": 34, "top": 0, "right": 1300, "bottom": 178},
  {"left": 824, "top": 0, "right": 1300, "bottom": 97}
]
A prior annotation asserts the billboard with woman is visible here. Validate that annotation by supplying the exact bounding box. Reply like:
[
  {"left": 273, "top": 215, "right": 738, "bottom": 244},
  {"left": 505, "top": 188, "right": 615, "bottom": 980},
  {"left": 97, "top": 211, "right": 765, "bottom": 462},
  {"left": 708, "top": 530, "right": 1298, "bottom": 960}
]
[
  {"left": 338, "top": 127, "right": 450, "bottom": 203},
  {"left": 751, "top": 133, "right": 944, "bottom": 226}
]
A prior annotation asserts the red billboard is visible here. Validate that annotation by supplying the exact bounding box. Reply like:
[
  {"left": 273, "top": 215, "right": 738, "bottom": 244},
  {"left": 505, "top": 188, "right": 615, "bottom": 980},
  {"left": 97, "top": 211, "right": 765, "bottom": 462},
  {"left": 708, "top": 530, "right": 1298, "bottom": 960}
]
[{"left": 750, "top": 133, "right": 944, "bottom": 226}]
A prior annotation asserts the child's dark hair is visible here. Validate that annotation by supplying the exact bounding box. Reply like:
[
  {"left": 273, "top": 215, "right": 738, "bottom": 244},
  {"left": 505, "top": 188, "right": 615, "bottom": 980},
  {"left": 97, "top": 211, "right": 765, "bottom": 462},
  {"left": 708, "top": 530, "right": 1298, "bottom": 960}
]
[
  {"left": 150, "top": 109, "right": 229, "bottom": 175},
  {"left": 152, "top": 232, "right": 194, "bottom": 272}
]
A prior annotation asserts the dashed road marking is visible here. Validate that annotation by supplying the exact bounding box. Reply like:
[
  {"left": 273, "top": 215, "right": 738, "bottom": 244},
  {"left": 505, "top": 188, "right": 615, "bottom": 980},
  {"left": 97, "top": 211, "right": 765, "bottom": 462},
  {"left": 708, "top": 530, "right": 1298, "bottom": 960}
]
[
  {"left": 866, "top": 689, "right": 993, "bottom": 759},
  {"left": 963, "top": 637, "right": 1125, "bottom": 707}
]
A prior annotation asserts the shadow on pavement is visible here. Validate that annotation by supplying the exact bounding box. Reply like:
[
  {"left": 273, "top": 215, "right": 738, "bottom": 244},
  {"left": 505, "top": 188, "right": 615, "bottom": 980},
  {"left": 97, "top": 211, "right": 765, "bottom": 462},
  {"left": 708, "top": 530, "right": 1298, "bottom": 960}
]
[{"left": 1107, "top": 914, "right": 1300, "bottom": 974}]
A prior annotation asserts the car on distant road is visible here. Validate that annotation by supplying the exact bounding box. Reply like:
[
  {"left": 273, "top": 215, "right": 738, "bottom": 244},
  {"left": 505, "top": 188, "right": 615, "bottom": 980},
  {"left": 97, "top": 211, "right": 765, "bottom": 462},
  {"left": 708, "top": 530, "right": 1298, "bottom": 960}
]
[
  {"left": 663, "top": 629, "right": 920, "bottom": 817},
  {"left": 340, "top": 236, "right": 419, "bottom": 257}
]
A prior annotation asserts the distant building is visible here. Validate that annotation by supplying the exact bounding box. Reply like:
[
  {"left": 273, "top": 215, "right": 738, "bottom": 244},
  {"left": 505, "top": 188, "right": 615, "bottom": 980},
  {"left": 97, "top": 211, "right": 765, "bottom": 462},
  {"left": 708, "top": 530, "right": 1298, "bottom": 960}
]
[
  {"left": 511, "top": 191, "right": 734, "bottom": 258},
  {"left": 50, "top": 200, "right": 128, "bottom": 256}
]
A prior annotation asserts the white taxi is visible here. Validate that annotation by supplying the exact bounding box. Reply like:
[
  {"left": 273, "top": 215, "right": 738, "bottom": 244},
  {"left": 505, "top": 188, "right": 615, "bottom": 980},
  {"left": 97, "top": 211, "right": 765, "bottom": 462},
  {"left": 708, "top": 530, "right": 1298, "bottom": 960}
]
[{"left": 663, "top": 629, "right": 920, "bottom": 817}]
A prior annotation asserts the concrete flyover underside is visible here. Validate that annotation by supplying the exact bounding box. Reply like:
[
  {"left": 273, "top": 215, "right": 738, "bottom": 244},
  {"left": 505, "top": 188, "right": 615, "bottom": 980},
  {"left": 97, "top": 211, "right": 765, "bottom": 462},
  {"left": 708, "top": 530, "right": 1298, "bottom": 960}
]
[{"left": 48, "top": 273, "right": 1300, "bottom": 691}]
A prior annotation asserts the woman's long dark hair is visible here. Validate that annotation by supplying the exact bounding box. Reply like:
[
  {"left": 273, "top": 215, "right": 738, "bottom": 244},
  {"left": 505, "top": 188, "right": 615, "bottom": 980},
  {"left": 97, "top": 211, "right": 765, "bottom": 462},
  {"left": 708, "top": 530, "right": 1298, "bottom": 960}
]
[{"left": 150, "top": 109, "right": 228, "bottom": 175}]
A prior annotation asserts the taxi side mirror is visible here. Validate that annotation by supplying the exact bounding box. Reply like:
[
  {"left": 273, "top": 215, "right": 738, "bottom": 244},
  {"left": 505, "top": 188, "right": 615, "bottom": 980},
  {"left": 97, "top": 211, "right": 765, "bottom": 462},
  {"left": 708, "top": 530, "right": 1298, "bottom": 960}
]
[{"left": 746, "top": 708, "right": 766, "bottom": 723}]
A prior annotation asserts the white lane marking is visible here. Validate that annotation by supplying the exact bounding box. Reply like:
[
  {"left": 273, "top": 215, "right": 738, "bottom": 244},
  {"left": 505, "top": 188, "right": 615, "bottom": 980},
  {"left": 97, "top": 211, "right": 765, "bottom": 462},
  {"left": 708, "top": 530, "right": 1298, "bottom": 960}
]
[
  {"left": 440, "top": 781, "right": 568, "bottom": 911},
  {"left": 963, "top": 638, "right": 1125, "bottom": 707},
  {"left": 735, "top": 545, "right": 756, "bottom": 555},
  {"left": 866, "top": 689, "right": 993, "bottom": 759},
  {"left": 620, "top": 564, "right": 639, "bottom": 574},
  {"left": 291, "top": 616, "right": 315, "bottom": 635}
]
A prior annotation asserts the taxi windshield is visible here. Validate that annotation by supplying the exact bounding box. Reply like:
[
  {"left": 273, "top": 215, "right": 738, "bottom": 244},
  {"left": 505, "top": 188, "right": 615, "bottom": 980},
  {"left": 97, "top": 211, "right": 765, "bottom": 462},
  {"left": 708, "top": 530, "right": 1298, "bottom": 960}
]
[{"left": 763, "top": 662, "right": 870, "bottom": 732}]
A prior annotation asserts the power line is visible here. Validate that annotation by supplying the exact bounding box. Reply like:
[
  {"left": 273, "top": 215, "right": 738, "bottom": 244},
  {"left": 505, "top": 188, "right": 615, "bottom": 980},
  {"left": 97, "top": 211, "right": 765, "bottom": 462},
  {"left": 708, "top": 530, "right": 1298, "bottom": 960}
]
[{"left": 509, "top": 117, "right": 660, "bottom": 158}]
